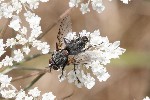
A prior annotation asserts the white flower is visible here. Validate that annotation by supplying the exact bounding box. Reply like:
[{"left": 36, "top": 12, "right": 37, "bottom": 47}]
[
  {"left": 64, "top": 32, "right": 77, "bottom": 42},
  {"left": 2, "top": 4, "right": 14, "bottom": 18},
  {"left": 0, "top": 74, "right": 12, "bottom": 87},
  {"left": 42, "top": 92, "right": 56, "bottom": 100},
  {"left": 97, "top": 72, "right": 110, "bottom": 82},
  {"left": 23, "top": 46, "right": 30, "bottom": 55},
  {"left": 24, "top": 95, "right": 33, "bottom": 100},
  {"left": 80, "top": 3, "right": 90, "bottom": 14},
  {"left": 9, "top": 15, "right": 21, "bottom": 31},
  {"left": 67, "top": 70, "right": 76, "bottom": 83},
  {"left": 20, "top": 27, "right": 27, "bottom": 35},
  {"left": 143, "top": 96, "right": 150, "bottom": 100},
  {"left": 15, "top": 90, "right": 26, "bottom": 100},
  {"left": 2, "top": 56, "right": 13, "bottom": 66},
  {"left": 28, "top": 87, "right": 41, "bottom": 98},
  {"left": 79, "top": 30, "right": 90, "bottom": 37},
  {"left": 6, "top": 38, "right": 16, "bottom": 48},
  {"left": 83, "top": 73, "right": 95, "bottom": 89},
  {"left": 69, "top": 0, "right": 81, "bottom": 7},
  {"left": 0, "top": 89, "right": 16, "bottom": 99},
  {"left": 13, "top": 49, "right": 24, "bottom": 62},
  {"left": 41, "top": 42, "right": 50, "bottom": 54},
  {"left": 91, "top": 0, "right": 105, "bottom": 13}
]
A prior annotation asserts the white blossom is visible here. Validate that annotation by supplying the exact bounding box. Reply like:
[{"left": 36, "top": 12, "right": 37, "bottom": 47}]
[
  {"left": 67, "top": 70, "right": 76, "bottom": 83},
  {"left": 80, "top": 3, "right": 90, "bottom": 14},
  {"left": 15, "top": 90, "right": 26, "bottom": 100},
  {"left": 28, "top": 87, "right": 41, "bottom": 98},
  {"left": 20, "top": 27, "right": 27, "bottom": 35},
  {"left": 6, "top": 38, "right": 16, "bottom": 48},
  {"left": 83, "top": 73, "right": 95, "bottom": 89},
  {"left": 79, "top": 30, "right": 90, "bottom": 37},
  {"left": 23, "top": 46, "right": 30, "bottom": 55},
  {"left": 13, "top": 49, "right": 24, "bottom": 62},
  {"left": 0, "top": 74, "right": 12, "bottom": 87},
  {"left": 9, "top": 15, "right": 21, "bottom": 31},
  {"left": 42, "top": 92, "right": 56, "bottom": 100},
  {"left": 91, "top": 0, "right": 105, "bottom": 13},
  {"left": 64, "top": 32, "right": 77, "bottom": 42},
  {"left": 24, "top": 96, "right": 33, "bottom": 100},
  {"left": 69, "top": 0, "right": 81, "bottom": 7},
  {"left": 0, "top": 89, "right": 16, "bottom": 99},
  {"left": 2, "top": 56, "right": 13, "bottom": 66}
]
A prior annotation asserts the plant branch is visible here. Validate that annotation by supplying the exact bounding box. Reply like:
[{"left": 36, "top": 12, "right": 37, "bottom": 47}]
[
  {"left": 11, "top": 69, "right": 49, "bottom": 82},
  {"left": 23, "top": 72, "right": 46, "bottom": 91}
]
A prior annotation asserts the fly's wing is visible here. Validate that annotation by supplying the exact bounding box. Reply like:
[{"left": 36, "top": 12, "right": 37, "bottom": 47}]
[{"left": 56, "top": 15, "right": 72, "bottom": 50}]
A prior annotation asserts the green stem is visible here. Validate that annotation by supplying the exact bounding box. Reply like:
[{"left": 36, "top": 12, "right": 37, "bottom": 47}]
[{"left": 23, "top": 73, "right": 45, "bottom": 91}]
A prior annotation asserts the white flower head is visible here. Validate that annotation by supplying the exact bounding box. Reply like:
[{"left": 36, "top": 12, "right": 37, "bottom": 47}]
[
  {"left": 23, "top": 46, "right": 30, "bottom": 55},
  {"left": 2, "top": 56, "right": 13, "bottom": 66},
  {"left": 15, "top": 90, "right": 26, "bottom": 100},
  {"left": 0, "top": 74, "right": 12, "bottom": 87},
  {"left": 69, "top": 0, "right": 81, "bottom": 7},
  {"left": 9, "top": 15, "right": 21, "bottom": 31},
  {"left": 6, "top": 38, "right": 16, "bottom": 48},
  {"left": 42, "top": 92, "right": 56, "bottom": 100},
  {"left": 59, "top": 29, "right": 125, "bottom": 89},
  {"left": 91, "top": 0, "right": 105, "bottom": 13},
  {"left": 0, "top": 89, "right": 16, "bottom": 99},
  {"left": 80, "top": 3, "right": 90, "bottom": 14},
  {"left": 28, "top": 87, "right": 41, "bottom": 98},
  {"left": 24, "top": 95, "right": 33, "bottom": 100},
  {"left": 67, "top": 70, "right": 76, "bottom": 83},
  {"left": 79, "top": 30, "right": 90, "bottom": 37},
  {"left": 83, "top": 73, "right": 95, "bottom": 89},
  {"left": 64, "top": 32, "right": 77, "bottom": 42},
  {"left": 13, "top": 49, "right": 24, "bottom": 62}
]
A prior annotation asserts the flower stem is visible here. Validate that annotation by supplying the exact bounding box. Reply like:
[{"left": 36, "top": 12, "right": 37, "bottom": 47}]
[{"left": 23, "top": 72, "right": 45, "bottom": 91}]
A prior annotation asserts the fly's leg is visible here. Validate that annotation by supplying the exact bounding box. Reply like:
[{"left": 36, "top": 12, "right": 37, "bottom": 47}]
[
  {"left": 74, "top": 64, "right": 81, "bottom": 83},
  {"left": 60, "top": 66, "right": 65, "bottom": 79}
]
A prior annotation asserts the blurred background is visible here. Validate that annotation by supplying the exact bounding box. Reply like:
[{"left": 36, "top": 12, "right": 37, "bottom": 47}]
[{"left": 1, "top": 0, "right": 150, "bottom": 100}]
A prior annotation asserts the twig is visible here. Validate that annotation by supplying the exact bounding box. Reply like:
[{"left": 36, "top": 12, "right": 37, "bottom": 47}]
[
  {"left": 61, "top": 92, "right": 74, "bottom": 100},
  {"left": 23, "top": 72, "right": 45, "bottom": 91},
  {"left": 37, "top": 7, "right": 72, "bottom": 40},
  {"left": 11, "top": 69, "right": 49, "bottom": 82},
  {"left": 14, "top": 66, "right": 44, "bottom": 71}
]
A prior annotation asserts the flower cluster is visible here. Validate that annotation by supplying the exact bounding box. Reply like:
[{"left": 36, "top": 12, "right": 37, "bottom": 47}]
[
  {"left": 58, "top": 30, "right": 126, "bottom": 89},
  {"left": 0, "top": 0, "right": 50, "bottom": 68},
  {"left": 0, "top": 73, "right": 56, "bottom": 100},
  {"left": 69, "top": 0, "right": 130, "bottom": 14},
  {"left": 69, "top": 0, "right": 105, "bottom": 14}
]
